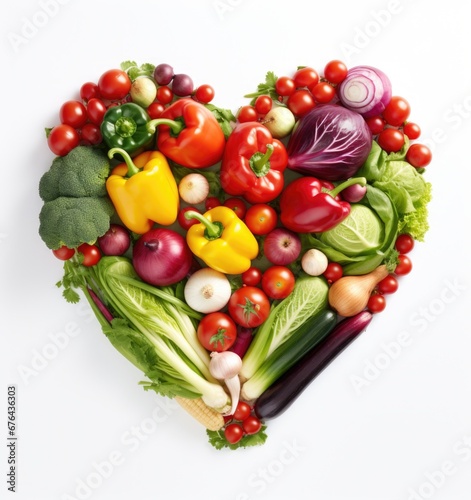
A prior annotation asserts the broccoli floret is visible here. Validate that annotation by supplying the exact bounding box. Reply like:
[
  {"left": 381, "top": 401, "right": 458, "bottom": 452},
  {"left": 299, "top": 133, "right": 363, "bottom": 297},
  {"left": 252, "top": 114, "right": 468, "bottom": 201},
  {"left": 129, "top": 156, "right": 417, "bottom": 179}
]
[
  {"left": 39, "top": 146, "right": 110, "bottom": 202},
  {"left": 39, "top": 197, "right": 115, "bottom": 250}
]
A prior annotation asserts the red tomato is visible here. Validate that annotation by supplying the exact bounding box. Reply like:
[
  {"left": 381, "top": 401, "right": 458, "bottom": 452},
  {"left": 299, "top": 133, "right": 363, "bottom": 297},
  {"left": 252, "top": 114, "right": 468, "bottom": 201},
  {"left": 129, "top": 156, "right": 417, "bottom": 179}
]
[
  {"left": 156, "top": 85, "right": 173, "bottom": 104},
  {"left": 367, "top": 294, "right": 386, "bottom": 313},
  {"left": 383, "top": 96, "right": 411, "bottom": 127},
  {"left": 395, "top": 233, "right": 414, "bottom": 254},
  {"left": 275, "top": 76, "right": 296, "bottom": 96},
  {"left": 223, "top": 197, "right": 247, "bottom": 219},
  {"left": 287, "top": 89, "right": 316, "bottom": 116},
  {"left": 194, "top": 84, "right": 215, "bottom": 104},
  {"left": 77, "top": 243, "right": 101, "bottom": 267},
  {"left": 261, "top": 266, "right": 295, "bottom": 300},
  {"left": 98, "top": 69, "right": 131, "bottom": 101},
  {"left": 238, "top": 105, "right": 258, "bottom": 123},
  {"left": 377, "top": 128, "right": 405, "bottom": 153},
  {"left": 395, "top": 254, "right": 413, "bottom": 275},
  {"left": 323, "top": 262, "right": 343, "bottom": 283},
  {"left": 47, "top": 124, "right": 80, "bottom": 156},
  {"left": 244, "top": 204, "right": 277, "bottom": 235},
  {"left": 224, "top": 423, "right": 244, "bottom": 444},
  {"left": 366, "top": 115, "right": 386, "bottom": 135},
  {"left": 233, "top": 401, "right": 252, "bottom": 421},
  {"left": 310, "top": 81, "right": 336, "bottom": 103},
  {"left": 205, "top": 196, "right": 221, "bottom": 210},
  {"left": 324, "top": 60, "right": 348, "bottom": 84},
  {"left": 86, "top": 98, "right": 107, "bottom": 125},
  {"left": 242, "top": 267, "right": 262, "bottom": 287},
  {"left": 228, "top": 287, "right": 270, "bottom": 328},
  {"left": 406, "top": 143, "right": 432, "bottom": 168},
  {"left": 377, "top": 275, "right": 399, "bottom": 294},
  {"left": 52, "top": 246, "right": 75, "bottom": 261},
  {"left": 177, "top": 206, "right": 201, "bottom": 230},
  {"left": 80, "top": 82, "right": 100, "bottom": 102},
  {"left": 197, "top": 312, "right": 237, "bottom": 352},
  {"left": 80, "top": 123, "right": 102, "bottom": 145},
  {"left": 403, "top": 121, "right": 421, "bottom": 140},
  {"left": 293, "top": 67, "right": 319, "bottom": 88},
  {"left": 254, "top": 95, "right": 272, "bottom": 115},
  {"left": 147, "top": 102, "right": 165, "bottom": 119},
  {"left": 242, "top": 415, "right": 262, "bottom": 435},
  {"left": 60, "top": 100, "right": 88, "bottom": 128}
]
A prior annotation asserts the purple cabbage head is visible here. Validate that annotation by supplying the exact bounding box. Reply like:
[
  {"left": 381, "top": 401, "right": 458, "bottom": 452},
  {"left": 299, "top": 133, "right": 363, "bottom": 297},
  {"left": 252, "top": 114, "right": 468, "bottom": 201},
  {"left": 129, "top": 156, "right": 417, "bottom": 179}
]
[{"left": 287, "top": 104, "right": 372, "bottom": 181}]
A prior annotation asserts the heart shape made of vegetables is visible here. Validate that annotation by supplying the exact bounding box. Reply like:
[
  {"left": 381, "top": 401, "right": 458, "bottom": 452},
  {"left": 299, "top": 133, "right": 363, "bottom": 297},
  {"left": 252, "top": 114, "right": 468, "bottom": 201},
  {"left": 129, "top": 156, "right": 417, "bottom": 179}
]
[{"left": 39, "top": 59, "right": 432, "bottom": 450}]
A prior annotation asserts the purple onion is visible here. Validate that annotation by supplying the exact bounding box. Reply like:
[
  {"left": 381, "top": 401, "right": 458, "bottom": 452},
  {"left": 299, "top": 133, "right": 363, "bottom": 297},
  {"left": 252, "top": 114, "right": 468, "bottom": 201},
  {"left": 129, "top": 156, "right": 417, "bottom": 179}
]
[
  {"left": 337, "top": 65, "right": 392, "bottom": 117},
  {"left": 287, "top": 104, "right": 372, "bottom": 181}
]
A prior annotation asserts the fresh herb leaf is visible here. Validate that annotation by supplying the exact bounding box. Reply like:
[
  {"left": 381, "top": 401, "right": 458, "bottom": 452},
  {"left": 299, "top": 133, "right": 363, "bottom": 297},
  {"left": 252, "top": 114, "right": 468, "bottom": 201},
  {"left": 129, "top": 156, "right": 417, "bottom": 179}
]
[
  {"left": 204, "top": 103, "right": 236, "bottom": 139},
  {"left": 206, "top": 425, "right": 268, "bottom": 450},
  {"left": 120, "top": 60, "right": 138, "bottom": 72},
  {"left": 244, "top": 71, "right": 279, "bottom": 105},
  {"left": 120, "top": 61, "right": 155, "bottom": 81}
]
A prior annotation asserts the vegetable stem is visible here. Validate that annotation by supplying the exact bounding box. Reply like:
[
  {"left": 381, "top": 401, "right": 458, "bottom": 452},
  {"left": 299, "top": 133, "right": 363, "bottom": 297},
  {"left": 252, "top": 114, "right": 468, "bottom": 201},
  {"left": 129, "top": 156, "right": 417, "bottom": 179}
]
[
  {"left": 108, "top": 148, "right": 141, "bottom": 177},
  {"left": 329, "top": 176, "right": 367, "bottom": 198}
]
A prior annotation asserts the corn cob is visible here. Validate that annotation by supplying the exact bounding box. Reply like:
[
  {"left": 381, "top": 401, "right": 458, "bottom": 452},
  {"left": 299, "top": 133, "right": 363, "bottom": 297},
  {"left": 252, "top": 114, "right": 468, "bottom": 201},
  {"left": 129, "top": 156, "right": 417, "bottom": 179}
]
[{"left": 175, "top": 396, "right": 225, "bottom": 431}]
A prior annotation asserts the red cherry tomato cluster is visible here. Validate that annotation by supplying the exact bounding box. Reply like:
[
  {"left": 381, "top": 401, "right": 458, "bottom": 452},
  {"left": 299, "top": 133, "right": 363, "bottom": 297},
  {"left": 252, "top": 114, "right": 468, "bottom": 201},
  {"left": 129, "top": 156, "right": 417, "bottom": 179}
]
[{"left": 223, "top": 401, "right": 263, "bottom": 444}]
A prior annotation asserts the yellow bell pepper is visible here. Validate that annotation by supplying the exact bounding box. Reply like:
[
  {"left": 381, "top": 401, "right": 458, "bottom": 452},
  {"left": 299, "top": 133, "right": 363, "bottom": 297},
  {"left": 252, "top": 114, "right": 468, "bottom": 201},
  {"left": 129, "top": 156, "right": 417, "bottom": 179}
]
[
  {"left": 185, "top": 206, "right": 259, "bottom": 274},
  {"left": 106, "top": 147, "right": 179, "bottom": 234}
]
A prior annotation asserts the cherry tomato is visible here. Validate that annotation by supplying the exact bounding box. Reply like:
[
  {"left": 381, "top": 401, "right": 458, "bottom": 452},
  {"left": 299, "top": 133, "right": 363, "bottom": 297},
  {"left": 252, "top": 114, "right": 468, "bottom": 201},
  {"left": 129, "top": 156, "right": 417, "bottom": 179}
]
[
  {"left": 366, "top": 115, "right": 386, "bottom": 135},
  {"left": 403, "top": 121, "right": 421, "bottom": 140},
  {"left": 52, "top": 246, "right": 75, "bottom": 261},
  {"left": 293, "top": 67, "right": 319, "bottom": 88},
  {"left": 242, "top": 266, "right": 262, "bottom": 287},
  {"left": 233, "top": 401, "right": 252, "bottom": 421},
  {"left": 261, "top": 266, "right": 295, "bottom": 300},
  {"left": 86, "top": 98, "right": 107, "bottom": 125},
  {"left": 194, "top": 84, "right": 215, "bottom": 104},
  {"left": 395, "top": 233, "right": 414, "bottom": 254},
  {"left": 177, "top": 206, "right": 201, "bottom": 230},
  {"left": 156, "top": 85, "right": 173, "bottom": 104},
  {"left": 80, "top": 82, "right": 100, "bottom": 102},
  {"left": 254, "top": 95, "right": 272, "bottom": 115},
  {"left": 47, "top": 124, "right": 80, "bottom": 156},
  {"left": 197, "top": 312, "right": 237, "bottom": 352},
  {"left": 77, "top": 243, "right": 101, "bottom": 267},
  {"left": 367, "top": 293, "right": 386, "bottom": 313},
  {"left": 394, "top": 254, "right": 413, "bottom": 276},
  {"left": 242, "top": 415, "right": 262, "bottom": 435},
  {"left": 377, "top": 128, "right": 405, "bottom": 153},
  {"left": 98, "top": 69, "right": 131, "bottom": 101},
  {"left": 406, "top": 143, "right": 432, "bottom": 168},
  {"left": 147, "top": 102, "right": 165, "bottom": 119},
  {"left": 224, "top": 423, "right": 244, "bottom": 444},
  {"left": 228, "top": 286, "right": 270, "bottom": 328},
  {"left": 275, "top": 76, "right": 296, "bottom": 97},
  {"left": 287, "top": 89, "right": 316, "bottom": 116},
  {"left": 323, "top": 262, "right": 343, "bottom": 283},
  {"left": 223, "top": 197, "right": 247, "bottom": 219},
  {"left": 244, "top": 204, "right": 277, "bottom": 235},
  {"left": 80, "top": 123, "right": 102, "bottom": 145},
  {"left": 310, "top": 81, "right": 336, "bottom": 103},
  {"left": 238, "top": 105, "right": 258, "bottom": 123},
  {"left": 383, "top": 96, "right": 411, "bottom": 127},
  {"left": 377, "top": 275, "right": 399, "bottom": 294},
  {"left": 60, "top": 100, "right": 88, "bottom": 128},
  {"left": 324, "top": 60, "right": 348, "bottom": 84},
  {"left": 205, "top": 196, "right": 221, "bottom": 210}
]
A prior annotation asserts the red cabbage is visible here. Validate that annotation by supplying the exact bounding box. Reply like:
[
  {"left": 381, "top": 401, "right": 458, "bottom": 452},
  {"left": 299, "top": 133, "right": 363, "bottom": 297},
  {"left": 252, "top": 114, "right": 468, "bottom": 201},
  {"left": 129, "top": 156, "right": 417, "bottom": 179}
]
[{"left": 287, "top": 104, "right": 372, "bottom": 181}]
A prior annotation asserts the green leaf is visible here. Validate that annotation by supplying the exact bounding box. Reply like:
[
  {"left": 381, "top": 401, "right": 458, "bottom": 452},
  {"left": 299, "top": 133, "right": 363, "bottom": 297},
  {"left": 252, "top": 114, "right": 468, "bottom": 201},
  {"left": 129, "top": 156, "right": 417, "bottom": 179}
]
[
  {"left": 120, "top": 60, "right": 138, "bottom": 71},
  {"left": 244, "top": 70, "right": 279, "bottom": 105},
  {"left": 204, "top": 103, "right": 236, "bottom": 139},
  {"left": 63, "top": 287, "right": 80, "bottom": 304},
  {"left": 206, "top": 425, "right": 268, "bottom": 450}
]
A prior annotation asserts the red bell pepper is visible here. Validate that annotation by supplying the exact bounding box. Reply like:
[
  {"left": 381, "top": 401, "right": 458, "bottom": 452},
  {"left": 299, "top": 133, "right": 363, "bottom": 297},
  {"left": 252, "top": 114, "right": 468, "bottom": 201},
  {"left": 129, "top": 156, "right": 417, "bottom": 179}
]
[
  {"left": 279, "top": 176, "right": 367, "bottom": 233},
  {"left": 220, "top": 122, "right": 288, "bottom": 204},
  {"left": 147, "top": 98, "right": 225, "bottom": 168}
]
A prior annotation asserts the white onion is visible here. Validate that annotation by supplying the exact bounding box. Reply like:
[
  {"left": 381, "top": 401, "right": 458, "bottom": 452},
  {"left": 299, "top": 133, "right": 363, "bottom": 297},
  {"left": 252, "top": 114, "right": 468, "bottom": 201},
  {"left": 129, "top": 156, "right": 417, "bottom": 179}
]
[
  {"left": 301, "top": 249, "right": 329, "bottom": 276},
  {"left": 262, "top": 106, "right": 296, "bottom": 139},
  {"left": 178, "top": 173, "right": 210, "bottom": 204},
  {"left": 184, "top": 268, "right": 231, "bottom": 313}
]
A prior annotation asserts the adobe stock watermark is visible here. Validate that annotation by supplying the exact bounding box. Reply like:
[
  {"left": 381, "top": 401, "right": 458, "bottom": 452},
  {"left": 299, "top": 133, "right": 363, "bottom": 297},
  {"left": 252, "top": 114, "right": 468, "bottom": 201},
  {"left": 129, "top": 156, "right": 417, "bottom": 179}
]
[
  {"left": 407, "top": 433, "right": 471, "bottom": 500},
  {"left": 350, "top": 277, "right": 467, "bottom": 394},
  {"left": 234, "top": 439, "right": 306, "bottom": 500},
  {"left": 17, "top": 302, "right": 94, "bottom": 385},
  {"left": 7, "top": 0, "right": 72, "bottom": 53},
  {"left": 213, "top": 0, "right": 244, "bottom": 20},
  {"left": 61, "top": 398, "right": 179, "bottom": 500}
]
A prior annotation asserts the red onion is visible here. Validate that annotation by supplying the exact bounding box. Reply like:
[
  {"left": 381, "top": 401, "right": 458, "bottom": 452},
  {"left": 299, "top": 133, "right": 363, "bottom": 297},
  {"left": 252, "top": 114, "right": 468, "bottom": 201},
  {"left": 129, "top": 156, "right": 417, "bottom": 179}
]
[
  {"left": 97, "top": 224, "right": 131, "bottom": 256},
  {"left": 337, "top": 65, "right": 392, "bottom": 118},
  {"left": 132, "top": 228, "right": 193, "bottom": 286},
  {"left": 263, "top": 228, "right": 301, "bottom": 265}
]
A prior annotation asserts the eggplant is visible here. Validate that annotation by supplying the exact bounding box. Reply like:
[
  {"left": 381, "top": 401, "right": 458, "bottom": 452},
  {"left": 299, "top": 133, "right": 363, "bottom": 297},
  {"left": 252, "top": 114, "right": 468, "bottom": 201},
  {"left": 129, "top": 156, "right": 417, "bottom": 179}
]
[{"left": 254, "top": 311, "right": 373, "bottom": 420}]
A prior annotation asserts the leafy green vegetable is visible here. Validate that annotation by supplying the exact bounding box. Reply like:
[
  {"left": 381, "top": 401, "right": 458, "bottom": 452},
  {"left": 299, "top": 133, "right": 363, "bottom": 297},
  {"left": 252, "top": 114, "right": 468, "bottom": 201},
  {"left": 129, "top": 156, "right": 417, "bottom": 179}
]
[
  {"left": 120, "top": 60, "right": 155, "bottom": 81},
  {"left": 357, "top": 140, "right": 432, "bottom": 241},
  {"left": 204, "top": 103, "right": 236, "bottom": 139},
  {"left": 207, "top": 425, "right": 268, "bottom": 450},
  {"left": 240, "top": 275, "right": 329, "bottom": 381}
]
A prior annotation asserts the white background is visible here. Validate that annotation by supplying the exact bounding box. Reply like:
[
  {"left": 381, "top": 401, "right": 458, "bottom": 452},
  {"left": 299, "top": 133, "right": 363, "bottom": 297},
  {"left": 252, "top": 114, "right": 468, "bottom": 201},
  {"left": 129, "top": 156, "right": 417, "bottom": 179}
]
[{"left": 1, "top": 1, "right": 471, "bottom": 499}]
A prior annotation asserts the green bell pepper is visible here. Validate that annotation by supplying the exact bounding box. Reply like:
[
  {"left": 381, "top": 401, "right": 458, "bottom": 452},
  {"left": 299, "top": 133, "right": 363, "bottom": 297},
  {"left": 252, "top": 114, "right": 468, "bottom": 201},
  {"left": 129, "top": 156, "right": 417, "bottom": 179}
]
[{"left": 100, "top": 103, "right": 154, "bottom": 156}]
